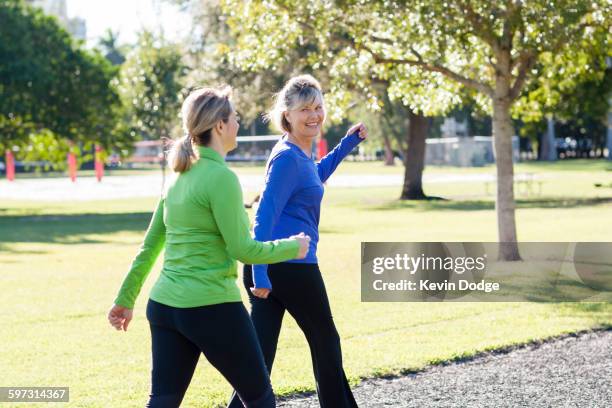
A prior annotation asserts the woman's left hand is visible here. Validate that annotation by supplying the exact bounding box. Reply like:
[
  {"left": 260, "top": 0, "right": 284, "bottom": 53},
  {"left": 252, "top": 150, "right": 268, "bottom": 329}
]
[
  {"left": 250, "top": 287, "right": 271, "bottom": 299},
  {"left": 347, "top": 122, "right": 368, "bottom": 140}
]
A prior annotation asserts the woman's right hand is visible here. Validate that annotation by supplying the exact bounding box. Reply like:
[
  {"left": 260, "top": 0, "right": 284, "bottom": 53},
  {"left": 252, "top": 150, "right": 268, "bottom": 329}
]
[
  {"left": 108, "top": 304, "right": 133, "bottom": 331},
  {"left": 291, "top": 232, "right": 311, "bottom": 259}
]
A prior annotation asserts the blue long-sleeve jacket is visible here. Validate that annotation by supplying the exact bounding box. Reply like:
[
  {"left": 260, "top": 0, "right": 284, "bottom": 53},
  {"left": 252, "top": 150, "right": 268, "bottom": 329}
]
[{"left": 252, "top": 132, "right": 363, "bottom": 288}]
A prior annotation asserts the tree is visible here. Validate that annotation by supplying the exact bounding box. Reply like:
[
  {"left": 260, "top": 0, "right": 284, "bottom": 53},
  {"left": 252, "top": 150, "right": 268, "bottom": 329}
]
[
  {"left": 166, "top": 0, "right": 324, "bottom": 134},
  {"left": 115, "top": 30, "right": 187, "bottom": 185},
  {"left": 220, "top": 0, "right": 610, "bottom": 261},
  {"left": 0, "top": 0, "right": 129, "bottom": 164},
  {"left": 517, "top": 53, "right": 612, "bottom": 159},
  {"left": 357, "top": 88, "right": 407, "bottom": 166},
  {"left": 359, "top": 86, "right": 436, "bottom": 199},
  {"left": 379, "top": 88, "right": 435, "bottom": 200},
  {"left": 116, "top": 31, "right": 187, "bottom": 141}
]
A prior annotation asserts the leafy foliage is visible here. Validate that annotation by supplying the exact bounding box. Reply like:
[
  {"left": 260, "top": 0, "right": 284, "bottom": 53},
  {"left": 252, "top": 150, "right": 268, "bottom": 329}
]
[
  {"left": 115, "top": 31, "right": 188, "bottom": 140},
  {"left": 0, "top": 0, "right": 129, "bottom": 162}
]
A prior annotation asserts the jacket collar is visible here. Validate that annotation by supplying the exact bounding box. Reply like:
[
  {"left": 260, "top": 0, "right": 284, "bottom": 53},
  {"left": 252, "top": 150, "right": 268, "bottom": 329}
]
[{"left": 197, "top": 146, "right": 225, "bottom": 165}]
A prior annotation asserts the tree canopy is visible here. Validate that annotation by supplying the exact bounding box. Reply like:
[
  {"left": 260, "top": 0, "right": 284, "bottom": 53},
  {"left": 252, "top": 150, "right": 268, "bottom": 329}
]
[
  {"left": 115, "top": 30, "right": 187, "bottom": 141},
  {"left": 219, "top": 0, "right": 610, "bottom": 259},
  {"left": 0, "top": 0, "right": 129, "bottom": 158}
]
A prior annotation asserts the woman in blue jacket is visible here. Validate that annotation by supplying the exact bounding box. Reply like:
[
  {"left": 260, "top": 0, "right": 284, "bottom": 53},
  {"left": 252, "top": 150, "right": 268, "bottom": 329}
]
[{"left": 228, "top": 75, "right": 367, "bottom": 408}]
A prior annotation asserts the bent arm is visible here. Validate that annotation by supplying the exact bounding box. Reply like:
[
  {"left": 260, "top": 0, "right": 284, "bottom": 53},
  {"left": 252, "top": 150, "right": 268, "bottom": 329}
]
[{"left": 210, "top": 168, "right": 299, "bottom": 266}]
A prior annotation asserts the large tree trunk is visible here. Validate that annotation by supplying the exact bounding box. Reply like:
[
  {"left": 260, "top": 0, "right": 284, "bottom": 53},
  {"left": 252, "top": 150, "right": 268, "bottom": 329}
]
[
  {"left": 492, "top": 76, "right": 521, "bottom": 261},
  {"left": 540, "top": 116, "right": 557, "bottom": 161},
  {"left": 382, "top": 132, "right": 395, "bottom": 165},
  {"left": 400, "top": 111, "right": 429, "bottom": 200}
]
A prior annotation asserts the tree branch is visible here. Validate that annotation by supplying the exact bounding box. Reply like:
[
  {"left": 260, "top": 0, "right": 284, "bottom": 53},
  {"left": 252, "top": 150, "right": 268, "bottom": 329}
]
[
  {"left": 508, "top": 51, "right": 536, "bottom": 100},
  {"left": 369, "top": 35, "right": 394, "bottom": 45},
  {"left": 275, "top": 2, "right": 496, "bottom": 97},
  {"left": 455, "top": 0, "right": 500, "bottom": 53},
  {"left": 508, "top": 14, "right": 594, "bottom": 100},
  {"left": 549, "top": 21, "right": 593, "bottom": 55},
  {"left": 359, "top": 43, "right": 494, "bottom": 97}
]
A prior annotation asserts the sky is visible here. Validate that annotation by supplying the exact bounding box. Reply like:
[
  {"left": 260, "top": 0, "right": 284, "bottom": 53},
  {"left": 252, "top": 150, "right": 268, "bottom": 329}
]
[{"left": 65, "top": 0, "right": 191, "bottom": 46}]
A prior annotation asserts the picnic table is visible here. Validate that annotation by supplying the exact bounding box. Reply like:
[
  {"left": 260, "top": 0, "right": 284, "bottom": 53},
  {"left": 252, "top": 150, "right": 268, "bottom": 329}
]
[{"left": 484, "top": 172, "right": 542, "bottom": 197}]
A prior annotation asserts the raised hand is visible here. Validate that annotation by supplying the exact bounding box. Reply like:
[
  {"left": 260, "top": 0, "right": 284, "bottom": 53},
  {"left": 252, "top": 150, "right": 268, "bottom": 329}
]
[{"left": 347, "top": 122, "right": 368, "bottom": 139}]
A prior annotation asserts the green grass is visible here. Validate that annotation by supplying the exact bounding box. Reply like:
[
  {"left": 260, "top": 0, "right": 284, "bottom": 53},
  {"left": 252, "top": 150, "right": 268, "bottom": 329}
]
[{"left": 1, "top": 161, "right": 611, "bottom": 407}]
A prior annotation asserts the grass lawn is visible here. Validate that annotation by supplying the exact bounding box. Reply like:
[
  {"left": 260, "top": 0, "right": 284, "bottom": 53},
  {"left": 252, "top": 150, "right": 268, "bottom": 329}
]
[{"left": 1, "top": 160, "right": 611, "bottom": 407}]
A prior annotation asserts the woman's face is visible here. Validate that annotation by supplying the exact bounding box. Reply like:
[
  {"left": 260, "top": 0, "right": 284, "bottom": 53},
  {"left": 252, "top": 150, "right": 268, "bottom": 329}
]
[
  {"left": 285, "top": 96, "right": 326, "bottom": 140},
  {"left": 220, "top": 109, "right": 240, "bottom": 152}
]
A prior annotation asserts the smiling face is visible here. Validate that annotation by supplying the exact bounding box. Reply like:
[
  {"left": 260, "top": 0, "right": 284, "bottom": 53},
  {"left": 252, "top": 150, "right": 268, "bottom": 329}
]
[{"left": 284, "top": 93, "right": 326, "bottom": 141}]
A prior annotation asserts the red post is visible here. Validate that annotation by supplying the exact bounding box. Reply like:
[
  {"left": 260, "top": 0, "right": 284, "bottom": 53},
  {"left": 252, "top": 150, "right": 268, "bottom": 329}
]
[
  {"left": 94, "top": 144, "right": 104, "bottom": 182},
  {"left": 6, "top": 150, "right": 15, "bottom": 181},
  {"left": 67, "top": 151, "right": 77, "bottom": 182},
  {"left": 317, "top": 136, "right": 329, "bottom": 160}
]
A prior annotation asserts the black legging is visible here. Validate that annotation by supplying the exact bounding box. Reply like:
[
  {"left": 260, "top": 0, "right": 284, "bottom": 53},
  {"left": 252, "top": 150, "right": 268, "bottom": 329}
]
[
  {"left": 227, "top": 263, "right": 358, "bottom": 408},
  {"left": 145, "top": 299, "right": 275, "bottom": 408}
]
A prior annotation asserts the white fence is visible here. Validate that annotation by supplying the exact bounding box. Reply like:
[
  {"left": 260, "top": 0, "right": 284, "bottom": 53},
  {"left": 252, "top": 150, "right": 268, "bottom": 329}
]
[
  {"left": 230, "top": 134, "right": 520, "bottom": 167},
  {"left": 425, "top": 136, "right": 520, "bottom": 167}
]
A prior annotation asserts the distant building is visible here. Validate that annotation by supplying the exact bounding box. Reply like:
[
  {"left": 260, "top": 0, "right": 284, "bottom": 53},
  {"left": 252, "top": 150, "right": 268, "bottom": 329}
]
[
  {"left": 27, "top": 0, "right": 87, "bottom": 41},
  {"left": 67, "top": 17, "right": 86, "bottom": 40},
  {"left": 431, "top": 117, "right": 520, "bottom": 166},
  {"left": 440, "top": 117, "right": 469, "bottom": 138}
]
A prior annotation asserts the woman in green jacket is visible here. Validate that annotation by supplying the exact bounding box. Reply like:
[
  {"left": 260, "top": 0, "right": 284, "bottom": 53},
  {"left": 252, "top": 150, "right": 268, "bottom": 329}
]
[{"left": 108, "top": 86, "right": 310, "bottom": 408}]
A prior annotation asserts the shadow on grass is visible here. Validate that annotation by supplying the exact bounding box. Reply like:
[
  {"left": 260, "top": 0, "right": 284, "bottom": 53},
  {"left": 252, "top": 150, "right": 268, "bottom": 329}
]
[
  {"left": 366, "top": 196, "right": 612, "bottom": 212},
  {"left": 0, "top": 247, "right": 49, "bottom": 255},
  {"left": 319, "top": 227, "right": 347, "bottom": 234},
  {"left": 500, "top": 279, "right": 612, "bottom": 303},
  {"left": 0, "top": 212, "right": 152, "bottom": 244},
  {"left": 558, "top": 302, "right": 610, "bottom": 314}
]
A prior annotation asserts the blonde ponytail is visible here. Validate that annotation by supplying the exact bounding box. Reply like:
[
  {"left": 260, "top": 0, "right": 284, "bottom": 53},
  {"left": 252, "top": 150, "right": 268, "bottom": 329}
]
[
  {"left": 168, "top": 134, "right": 197, "bottom": 173},
  {"left": 169, "top": 86, "right": 233, "bottom": 173}
]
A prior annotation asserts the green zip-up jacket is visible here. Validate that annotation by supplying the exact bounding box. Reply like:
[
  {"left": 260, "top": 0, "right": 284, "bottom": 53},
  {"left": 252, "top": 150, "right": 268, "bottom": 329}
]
[{"left": 114, "top": 146, "right": 300, "bottom": 309}]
